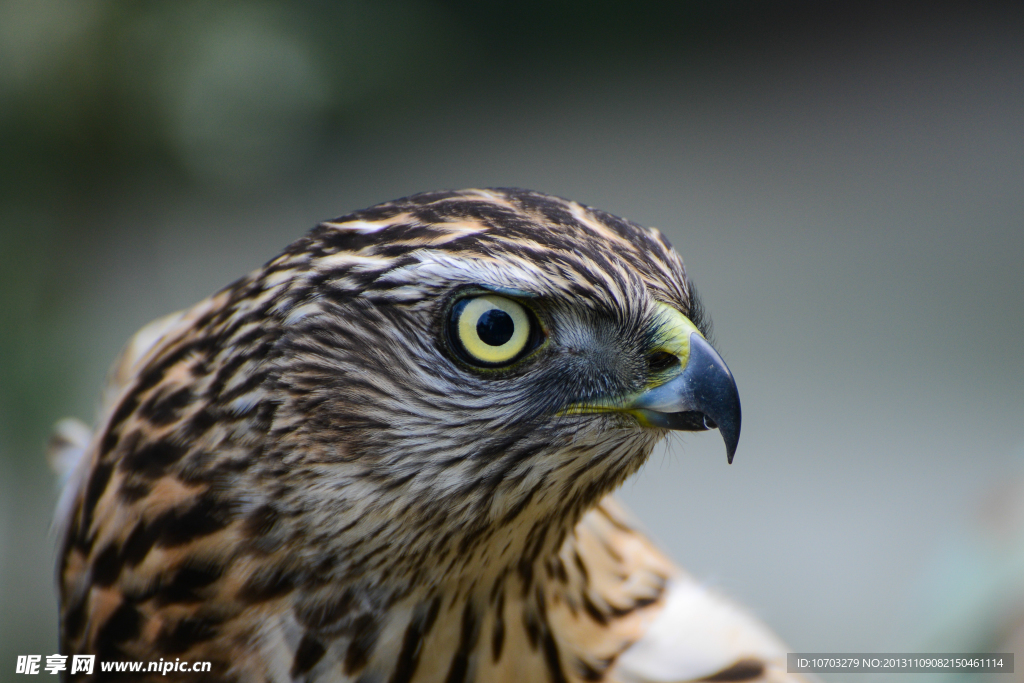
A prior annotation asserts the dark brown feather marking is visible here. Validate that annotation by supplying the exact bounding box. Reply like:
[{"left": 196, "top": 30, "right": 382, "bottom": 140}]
[
  {"left": 141, "top": 386, "right": 192, "bottom": 426},
  {"left": 121, "top": 440, "right": 187, "bottom": 478},
  {"left": 518, "top": 560, "right": 534, "bottom": 598},
  {"left": 343, "top": 613, "right": 381, "bottom": 674},
  {"left": 62, "top": 598, "right": 87, "bottom": 642},
  {"left": 183, "top": 407, "right": 218, "bottom": 439},
  {"left": 553, "top": 557, "right": 569, "bottom": 584},
  {"left": 595, "top": 504, "right": 634, "bottom": 533},
  {"left": 237, "top": 566, "right": 295, "bottom": 604},
  {"left": 104, "top": 394, "right": 139, "bottom": 435},
  {"left": 573, "top": 549, "right": 589, "bottom": 582},
  {"left": 542, "top": 631, "right": 569, "bottom": 683},
  {"left": 90, "top": 543, "right": 123, "bottom": 587},
  {"left": 156, "top": 615, "right": 221, "bottom": 654},
  {"left": 698, "top": 658, "right": 766, "bottom": 681},
  {"left": 242, "top": 504, "right": 280, "bottom": 536},
  {"left": 152, "top": 494, "right": 236, "bottom": 548},
  {"left": 79, "top": 460, "right": 113, "bottom": 536},
  {"left": 121, "top": 519, "right": 159, "bottom": 567},
  {"left": 444, "top": 602, "right": 480, "bottom": 683},
  {"left": 155, "top": 562, "right": 224, "bottom": 605},
  {"left": 522, "top": 607, "right": 541, "bottom": 650},
  {"left": 390, "top": 596, "right": 441, "bottom": 683},
  {"left": 291, "top": 635, "right": 326, "bottom": 677},
  {"left": 491, "top": 592, "right": 505, "bottom": 662},
  {"left": 574, "top": 657, "right": 604, "bottom": 682},
  {"left": 96, "top": 601, "right": 141, "bottom": 645},
  {"left": 581, "top": 594, "right": 608, "bottom": 625},
  {"left": 118, "top": 477, "right": 151, "bottom": 503},
  {"left": 100, "top": 431, "right": 119, "bottom": 457}
]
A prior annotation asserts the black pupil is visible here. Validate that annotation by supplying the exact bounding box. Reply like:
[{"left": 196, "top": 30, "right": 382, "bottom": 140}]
[{"left": 477, "top": 308, "right": 515, "bottom": 346}]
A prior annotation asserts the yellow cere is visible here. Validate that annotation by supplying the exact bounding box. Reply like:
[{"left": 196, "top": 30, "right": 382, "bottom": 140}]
[
  {"left": 650, "top": 302, "right": 703, "bottom": 373},
  {"left": 559, "top": 302, "right": 704, "bottom": 420},
  {"left": 457, "top": 295, "right": 530, "bottom": 364}
]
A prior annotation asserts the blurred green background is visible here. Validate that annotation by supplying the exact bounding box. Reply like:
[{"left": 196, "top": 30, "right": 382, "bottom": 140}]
[{"left": 2, "top": 2, "right": 1023, "bottom": 681}]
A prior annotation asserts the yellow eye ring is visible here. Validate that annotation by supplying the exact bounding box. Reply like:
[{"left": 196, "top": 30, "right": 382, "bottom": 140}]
[{"left": 449, "top": 295, "right": 533, "bottom": 366}]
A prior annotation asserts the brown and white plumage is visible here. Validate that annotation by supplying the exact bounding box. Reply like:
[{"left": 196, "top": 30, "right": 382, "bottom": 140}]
[{"left": 55, "top": 189, "right": 806, "bottom": 682}]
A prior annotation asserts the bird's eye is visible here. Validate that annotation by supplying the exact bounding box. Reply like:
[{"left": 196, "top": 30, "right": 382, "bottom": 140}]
[{"left": 448, "top": 295, "right": 537, "bottom": 367}]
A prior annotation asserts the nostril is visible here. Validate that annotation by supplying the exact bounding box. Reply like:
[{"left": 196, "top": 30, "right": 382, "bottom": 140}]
[{"left": 646, "top": 351, "right": 679, "bottom": 374}]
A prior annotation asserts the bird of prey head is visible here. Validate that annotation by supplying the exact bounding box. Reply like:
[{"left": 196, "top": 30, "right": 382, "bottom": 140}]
[{"left": 55, "top": 189, "right": 765, "bottom": 683}]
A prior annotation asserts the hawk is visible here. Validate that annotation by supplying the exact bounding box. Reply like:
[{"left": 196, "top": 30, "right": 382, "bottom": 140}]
[{"left": 53, "top": 189, "right": 806, "bottom": 682}]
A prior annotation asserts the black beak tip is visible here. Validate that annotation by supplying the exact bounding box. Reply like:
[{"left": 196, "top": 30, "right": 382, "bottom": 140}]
[
  {"left": 637, "top": 333, "right": 742, "bottom": 464},
  {"left": 685, "top": 335, "right": 742, "bottom": 465},
  {"left": 720, "top": 399, "right": 741, "bottom": 464}
]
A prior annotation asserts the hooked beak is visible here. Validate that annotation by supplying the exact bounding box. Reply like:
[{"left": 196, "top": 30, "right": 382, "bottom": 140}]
[
  {"left": 562, "top": 303, "right": 741, "bottom": 463},
  {"left": 628, "top": 332, "right": 742, "bottom": 464}
]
